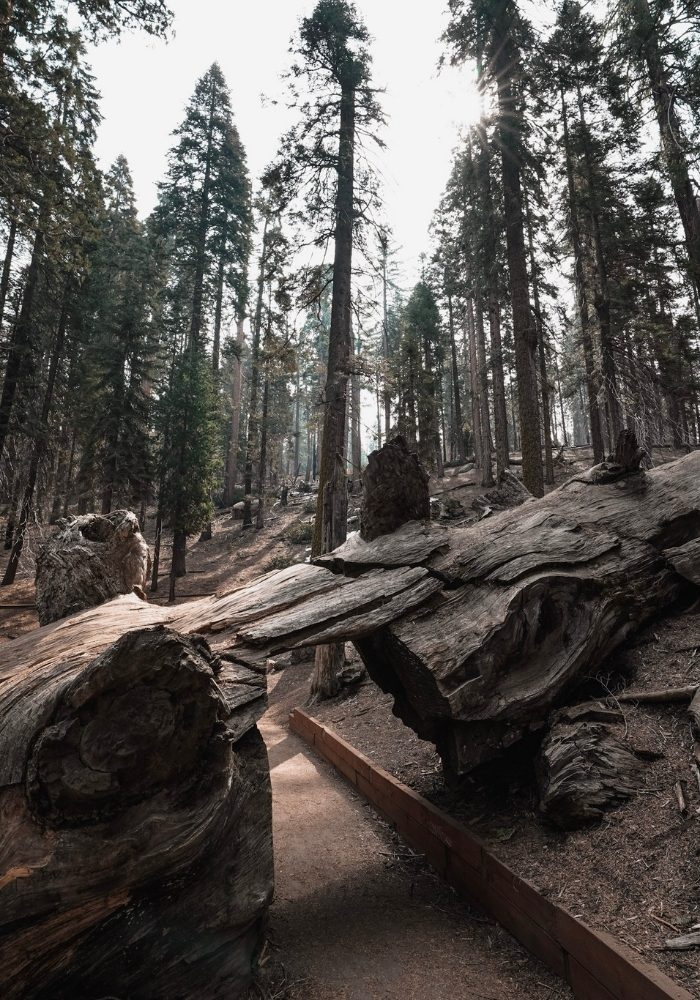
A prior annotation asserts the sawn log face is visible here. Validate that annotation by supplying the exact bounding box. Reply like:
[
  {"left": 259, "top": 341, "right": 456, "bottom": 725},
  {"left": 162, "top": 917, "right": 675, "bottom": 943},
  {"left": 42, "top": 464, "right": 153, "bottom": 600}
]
[{"left": 0, "top": 627, "right": 272, "bottom": 1000}]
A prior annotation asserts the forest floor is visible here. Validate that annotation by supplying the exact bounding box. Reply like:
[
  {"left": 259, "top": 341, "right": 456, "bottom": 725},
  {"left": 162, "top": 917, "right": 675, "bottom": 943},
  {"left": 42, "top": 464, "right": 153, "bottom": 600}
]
[{"left": 1, "top": 445, "right": 698, "bottom": 997}]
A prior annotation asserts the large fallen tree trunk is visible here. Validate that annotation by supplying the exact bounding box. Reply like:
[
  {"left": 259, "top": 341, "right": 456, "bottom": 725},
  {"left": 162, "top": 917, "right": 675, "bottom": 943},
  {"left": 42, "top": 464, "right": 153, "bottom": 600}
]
[
  {"left": 0, "top": 622, "right": 271, "bottom": 999},
  {"left": 3, "top": 449, "right": 700, "bottom": 991}
]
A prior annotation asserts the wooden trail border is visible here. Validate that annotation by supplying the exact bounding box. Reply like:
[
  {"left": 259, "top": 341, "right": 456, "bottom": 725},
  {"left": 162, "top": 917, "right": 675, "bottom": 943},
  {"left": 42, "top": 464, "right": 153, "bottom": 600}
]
[{"left": 290, "top": 708, "right": 692, "bottom": 1000}]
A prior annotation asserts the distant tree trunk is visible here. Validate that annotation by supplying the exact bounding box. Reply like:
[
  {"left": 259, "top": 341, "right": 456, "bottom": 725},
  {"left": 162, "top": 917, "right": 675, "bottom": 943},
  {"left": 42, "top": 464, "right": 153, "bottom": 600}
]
[
  {"left": 474, "top": 293, "right": 493, "bottom": 486},
  {"left": 0, "top": 219, "right": 45, "bottom": 463},
  {"left": 466, "top": 299, "right": 483, "bottom": 471},
  {"left": 381, "top": 233, "right": 391, "bottom": 440},
  {"left": 4, "top": 473, "right": 19, "bottom": 550},
  {"left": 0, "top": 211, "right": 16, "bottom": 334},
  {"left": 492, "top": 11, "right": 543, "bottom": 495},
  {"left": 49, "top": 423, "right": 70, "bottom": 524},
  {"left": 477, "top": 112, "right": 510, "bottom": 476},
  {"left": 524, "top": 194, "right": 554, "bottom": 486},
  {"left": 2, "top": 280, "right": 70, "bottom": 586},
  {"left": 211, "top": 217, "right": 227, "bottom": 375},
  {"left": 554, "top": 355, "right": 569, "bottom": 447},
  {"left": 447, "top": 292, "right": 465, "bottom": 461},
  {"left": 559, "top": 78, "right": 604, "bottom": 463},
  {"left": 350, "top": 325, "right": 362, "bottom": 485},
  {"left": 311, "top": 79, "right": 356, "bottom": 701},
  {"left": 575, "top": 78, "right": 622, "bottom": 450},
  {"left": 242, "top": 216, "right": 269, "bottom": 529},
  {"left": 224, "top": 312, "right": 246, "bottom": 505},
  {"left": 256, "top": 355, "right": 270, "bottom": 531}
]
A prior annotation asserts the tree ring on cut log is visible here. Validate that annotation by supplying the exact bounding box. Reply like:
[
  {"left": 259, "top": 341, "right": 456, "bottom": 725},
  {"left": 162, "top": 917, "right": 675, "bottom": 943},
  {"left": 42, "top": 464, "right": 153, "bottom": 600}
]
[{"left": 26, "top": 627, "right": 225, "bottom": 827}]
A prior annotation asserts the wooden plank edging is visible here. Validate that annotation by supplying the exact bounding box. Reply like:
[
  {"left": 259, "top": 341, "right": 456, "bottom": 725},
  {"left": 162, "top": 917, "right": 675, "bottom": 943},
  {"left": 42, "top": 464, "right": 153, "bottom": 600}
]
[{"left": 289, "top": 708, "right": 692, "bottom": 1000}]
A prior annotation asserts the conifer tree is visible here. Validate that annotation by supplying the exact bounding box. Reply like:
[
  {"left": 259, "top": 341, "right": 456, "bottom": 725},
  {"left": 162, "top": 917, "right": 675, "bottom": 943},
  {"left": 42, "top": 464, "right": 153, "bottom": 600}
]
[{"left": 279, "top": 0, "right": 384, "bottom": 700}]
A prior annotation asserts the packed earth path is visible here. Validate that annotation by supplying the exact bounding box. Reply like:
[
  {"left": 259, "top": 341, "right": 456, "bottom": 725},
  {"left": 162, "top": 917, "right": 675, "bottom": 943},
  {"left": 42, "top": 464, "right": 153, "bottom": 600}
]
[{"left": 260, "top": 667, "right": 571, "bottom": 1000}]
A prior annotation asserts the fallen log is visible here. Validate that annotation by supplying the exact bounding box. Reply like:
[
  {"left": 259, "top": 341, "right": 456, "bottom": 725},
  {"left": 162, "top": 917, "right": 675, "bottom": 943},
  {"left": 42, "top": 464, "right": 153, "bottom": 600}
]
[
  {"left": 4, "top": 442, "right": 700, "bottom": 806},
  {"left": 35, "top": 510, "right": 149, "bottom": 624},
  {"left": 0, "top": 624, "right": 271, "bottom": 999},
  {"left": 322, "top": 442, "right": 700, "bottom": 774}
]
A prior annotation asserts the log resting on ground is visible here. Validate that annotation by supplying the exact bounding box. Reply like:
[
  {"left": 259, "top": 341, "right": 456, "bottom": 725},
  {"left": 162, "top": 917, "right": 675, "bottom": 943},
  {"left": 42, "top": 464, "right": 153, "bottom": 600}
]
[
  {"left": 35, "top": 510, "right": 149, "bottom": 624},
  {"left": 6, "top": 453, "right": 700, "bottom": 779},
  {"left": 0, "top": 624, "right": 271, "bottom": 1000},
  {"left": 6, "top": 454, "right": 700, "bottom": 773}
]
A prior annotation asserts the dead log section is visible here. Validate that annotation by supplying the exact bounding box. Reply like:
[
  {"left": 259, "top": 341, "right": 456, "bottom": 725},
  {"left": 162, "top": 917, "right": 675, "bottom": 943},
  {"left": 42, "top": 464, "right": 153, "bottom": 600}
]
[
  {"left": 291, "top": 709, "right": 692, "bottom": 1000},
  {"left": 3, "top": 449, "right": 700, "bottom": 994},
  {"left": 35, "top": 510, "right": 149, "bottom": 625},
  {"left": 6, "top": 451, "right": 700, "bottom": 781},
  {"left": 0, "top": 623, "right": 271, "bottom": 999}
]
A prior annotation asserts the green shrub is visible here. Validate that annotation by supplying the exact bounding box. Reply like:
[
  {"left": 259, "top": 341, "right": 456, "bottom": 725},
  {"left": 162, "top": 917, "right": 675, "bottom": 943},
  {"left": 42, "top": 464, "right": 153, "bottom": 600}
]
[{"left": 284, "top": 520, "right": 314, "bottom": 545}]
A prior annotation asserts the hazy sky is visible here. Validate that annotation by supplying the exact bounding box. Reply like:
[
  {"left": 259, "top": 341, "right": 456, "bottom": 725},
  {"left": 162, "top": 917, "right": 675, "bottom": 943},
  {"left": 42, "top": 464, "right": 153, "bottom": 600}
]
[{"left": 87, "top": 0, "right": 483, "bottom": 284}]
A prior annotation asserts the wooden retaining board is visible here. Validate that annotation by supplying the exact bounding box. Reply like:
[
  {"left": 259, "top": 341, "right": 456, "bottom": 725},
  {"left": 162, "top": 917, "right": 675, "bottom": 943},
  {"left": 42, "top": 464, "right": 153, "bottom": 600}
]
[{"left": 289, "top": 708, "right": 692, "bottom": 1000}]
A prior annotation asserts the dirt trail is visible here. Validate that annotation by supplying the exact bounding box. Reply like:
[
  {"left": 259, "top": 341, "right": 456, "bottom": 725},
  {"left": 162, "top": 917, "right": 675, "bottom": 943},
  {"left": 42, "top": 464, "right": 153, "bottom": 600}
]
[{"left": 260, "top": 671, "right": 570, "bottom": 1000}]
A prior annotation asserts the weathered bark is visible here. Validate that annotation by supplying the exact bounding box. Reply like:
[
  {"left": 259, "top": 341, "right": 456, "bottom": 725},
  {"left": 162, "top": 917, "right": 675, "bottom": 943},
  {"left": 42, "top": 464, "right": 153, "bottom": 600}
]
[
  {"left": 0, "top": 625, "right": 271, "bottom": 1000},
  {"left": 360, "top": 436, "right": 430, "bottom": 542},
  {"left": 9, "top": 441, "right": 700, "bottom": 797},
  {"left": 537, "top": 712, "right": 647, "bottom": 829},
  {"left": 35, "top": 510, "right": 149, "bottom": 624},
  {"left": 320, "top": 440, "right": 700, "bottom": 775}
]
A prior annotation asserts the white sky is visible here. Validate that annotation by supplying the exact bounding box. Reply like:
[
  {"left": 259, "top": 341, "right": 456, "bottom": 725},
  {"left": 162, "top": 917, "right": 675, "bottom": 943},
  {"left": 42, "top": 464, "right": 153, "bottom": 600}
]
[{"left": 87, "top": 0, "right": 483, "bottom": 284}]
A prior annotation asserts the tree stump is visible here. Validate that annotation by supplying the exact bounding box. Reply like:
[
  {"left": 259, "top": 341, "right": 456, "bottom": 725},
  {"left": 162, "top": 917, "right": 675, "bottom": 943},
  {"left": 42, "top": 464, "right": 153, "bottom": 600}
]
[
  {"left": 35, "top": 510, "right": 149, "bottom": 625},
  {"left": 0, "top": 625, "right": 272, "bottom": 1000},
  {"left": 360, "top": 436, "right": 430, "bottom": 542}
]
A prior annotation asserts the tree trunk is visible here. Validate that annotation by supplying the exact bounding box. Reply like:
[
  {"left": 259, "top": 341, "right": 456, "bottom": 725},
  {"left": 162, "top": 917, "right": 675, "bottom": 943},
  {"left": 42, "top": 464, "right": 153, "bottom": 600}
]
[
  {"left": 447, "top": 293, "right": 465, "bottom": 462},
  {"left": 2, "top": 281, "right": 69, "bottom": 586},
  {"left": 466, "top": 299, "right": 483, "bottom": 471},
  {"left": 524, "top": 194, "right": 555, "bottom": 486},
  {"left": 575, "top": 78, "right": 622, "bottom": 450},
  {"left": 0, "top": 219, "right": 45, "bottom": 463},
  {"left": 350, "top": 325, "right": 362, "bottom": 486},
  {"left": 0, "top": 211, "right": 16, "bottom": 334},
  {"left": 242, "top": 218, "right": 269, "bottom": 530},
  {"left": 474, "top": 293, "right": 494, "bottom": 487},
  {"left": 255, "top": 359, "right": 269, "bottom": 531},
  {"left": 559, "top": 78, "right": 604, "bottom": 463},
  {"left": 492, "top": 13, "right": 543, "bottom": 496},
  {"left": 0, "top": 625, "right": 271, "bottom": 1000},
  {"left": 311, "top": 80, "right": 356, "bottom": 700},
  {"left": 224, "top": 313, "right": 246, "bottom": 505}
]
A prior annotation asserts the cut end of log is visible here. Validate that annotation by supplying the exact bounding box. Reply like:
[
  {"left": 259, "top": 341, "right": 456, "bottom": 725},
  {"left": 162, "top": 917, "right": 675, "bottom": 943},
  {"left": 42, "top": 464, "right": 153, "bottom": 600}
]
[{"left": 26, "top": 627, "right": 225, "bottom": 827}]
